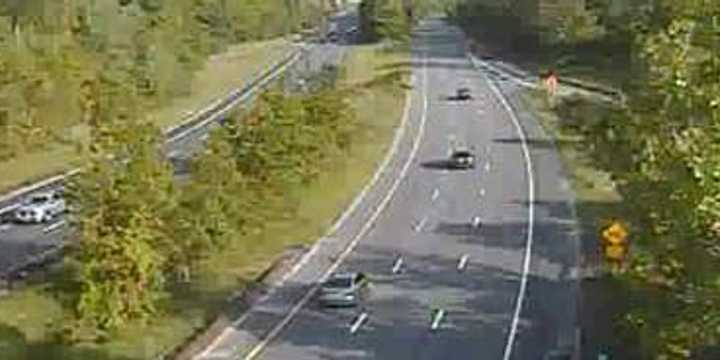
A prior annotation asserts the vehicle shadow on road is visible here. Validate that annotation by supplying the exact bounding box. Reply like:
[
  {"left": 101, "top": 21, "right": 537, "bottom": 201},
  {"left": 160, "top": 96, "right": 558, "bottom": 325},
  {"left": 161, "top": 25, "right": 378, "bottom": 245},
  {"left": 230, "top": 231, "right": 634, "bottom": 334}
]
[
  {"left": 0, "top": 322, "right": 138, "bottom": 360},
  {"left": 419, "top": 160, "right": 456, "bottom": 171},
  {"left": 229, "top": 240, "right": 578, "bottom": 359}
]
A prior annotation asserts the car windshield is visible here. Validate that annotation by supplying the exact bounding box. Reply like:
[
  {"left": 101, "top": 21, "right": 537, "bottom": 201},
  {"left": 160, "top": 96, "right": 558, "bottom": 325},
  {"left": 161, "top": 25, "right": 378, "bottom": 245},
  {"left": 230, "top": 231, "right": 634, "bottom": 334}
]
[
  {"left": 323, "top": 276, "right": 352, "bottom": 289},
  {"left": 29, "top": 195, "right": 50, "bottom": 204},
  {"left": 453, "top": 151, "right": 472, "bottom": 157}
]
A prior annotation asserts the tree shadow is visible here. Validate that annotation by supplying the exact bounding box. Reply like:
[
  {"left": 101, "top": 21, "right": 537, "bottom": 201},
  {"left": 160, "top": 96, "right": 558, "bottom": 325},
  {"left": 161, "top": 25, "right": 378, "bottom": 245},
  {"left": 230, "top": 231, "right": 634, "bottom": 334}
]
[
  {"left": 493, "top": 137, "right": 579, "bottom": 150},
  {"left": 218, "top": 240, "right": 579, "bottom": 359},
  {"left": 0, "top": 322, "right": 138, "bottom": 360}
]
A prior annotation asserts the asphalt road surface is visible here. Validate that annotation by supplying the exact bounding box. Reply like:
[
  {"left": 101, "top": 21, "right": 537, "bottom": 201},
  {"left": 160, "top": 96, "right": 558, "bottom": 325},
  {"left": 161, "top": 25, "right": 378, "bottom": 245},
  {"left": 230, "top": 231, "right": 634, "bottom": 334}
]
[
  {"left": 0, "top": 12, "right": 357, "bottom": 277},
  {"left": 197, "top": 18, "right": 579, "bottom": 360}
]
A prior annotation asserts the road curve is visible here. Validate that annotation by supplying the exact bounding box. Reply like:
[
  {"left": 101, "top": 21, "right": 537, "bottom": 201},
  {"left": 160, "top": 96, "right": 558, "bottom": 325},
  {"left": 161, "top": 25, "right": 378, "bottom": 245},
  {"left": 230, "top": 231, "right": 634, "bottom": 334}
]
[
  {"left": 197, "top": 18, "right": 579, "bottom": 360},
  {"left": 0, "top": 12, "right": 358, "bottom": 279}
]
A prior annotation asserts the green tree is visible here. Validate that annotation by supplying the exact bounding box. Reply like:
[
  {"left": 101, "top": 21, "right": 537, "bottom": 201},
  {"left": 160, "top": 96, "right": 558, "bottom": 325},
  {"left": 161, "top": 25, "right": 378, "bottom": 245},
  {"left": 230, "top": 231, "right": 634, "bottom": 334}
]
[
  {"left": 169, "top": 133, "right": 253, "bottom": 281},
  {"left": 67, "top": 120, "right": 176, "bottom": 333}
]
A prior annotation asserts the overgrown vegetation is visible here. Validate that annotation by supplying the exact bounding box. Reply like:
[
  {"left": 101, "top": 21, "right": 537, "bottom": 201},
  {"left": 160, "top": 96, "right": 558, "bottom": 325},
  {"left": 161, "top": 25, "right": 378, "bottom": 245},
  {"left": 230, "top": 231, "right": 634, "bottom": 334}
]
[
  {"left": 522, "top": 0, "right": 720, "bottom": 358},
  {"left": 63, "top": 81, "right": 360, "bottom": 339},
  {"left": 0, "top": 44, "right": 410, "bottom": 359},
  {"left": 358, "top": 0, "right": 440, "bottom": 44},
  {"left": 447, "top": 0, "right": 636, "bottom": 87},
  {"left": 0, "top": 0, "right": 326, "bottom": 190}
]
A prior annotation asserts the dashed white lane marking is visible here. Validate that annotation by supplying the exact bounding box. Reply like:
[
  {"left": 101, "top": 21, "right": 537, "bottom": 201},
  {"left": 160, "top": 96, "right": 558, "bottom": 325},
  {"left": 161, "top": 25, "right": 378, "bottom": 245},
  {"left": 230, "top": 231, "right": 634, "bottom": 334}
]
[
  {"left": 43, "top": 220, "right": 66, "bottom": 233},
  {"left": 431, "top": 188, "right": 440, "bottom": 202},
  {"left": 479, "top": 188, "right": 486, "bottom": 197},
  {"left": 470, "top": 53, "right": 537, "bottom": 360},
  {"left": 197, "top": 43, "right": 418, "bottom": 360},
  {"left": 241, "top": 51, "right": 431, "bottom": 360},
  {"left": 457, "top": 255, "right": 469, "bottom": 272},
  {"left": 430, "top": 309, "right": 446, "bottom": 331},
  {"left": 349, "top": 312, "right": 369, "bottom": 334},
  {"left": 414, "top": 217, "right": 428, "bottom": 232},
  {"left": 392, "top": 256, "right": 404, "bottom": 274},
  {"left": 484, "top": 161, "right": 491, "bottom": 172},
  {"left": 0, "top": 224, "right": 10, "bottom": 232}
]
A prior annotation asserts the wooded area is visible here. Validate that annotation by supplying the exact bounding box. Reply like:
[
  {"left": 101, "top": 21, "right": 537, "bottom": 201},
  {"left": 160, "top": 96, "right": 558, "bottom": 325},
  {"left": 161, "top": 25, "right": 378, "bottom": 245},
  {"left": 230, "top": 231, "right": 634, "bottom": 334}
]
[
  {"left": 0, "top": 0, "right": 325, "bottom": 163},
  {"left": 453, "top": 0, "right": 720, "bottom": 357}
]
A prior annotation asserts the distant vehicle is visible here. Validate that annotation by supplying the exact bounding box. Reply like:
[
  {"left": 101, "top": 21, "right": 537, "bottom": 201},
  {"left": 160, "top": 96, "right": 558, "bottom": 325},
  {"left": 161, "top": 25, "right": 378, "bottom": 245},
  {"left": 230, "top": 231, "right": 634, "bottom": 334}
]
[
  {"left": 328, "top": 21, "right": 339, "bottom": 35},
  {"left": 543, "top": 349, "right": 573, "bottom": 360},
  {"left": 449, "top": 148, "right": 476, "bottom": 169},
  {"left": 14, "top": 190, "right": 66, "bottom": 223},
  {"left": 346, "top": 26, "right": 359, "bottom": 35},
  {"left": 318, "top": 272, "right": 369, "bottom": 307},
  {"left": 456, "top": 87, "right": 473, "bottom": 101},
  {"left": 327, "top": 31, "right": 340, "bottom": 43}
]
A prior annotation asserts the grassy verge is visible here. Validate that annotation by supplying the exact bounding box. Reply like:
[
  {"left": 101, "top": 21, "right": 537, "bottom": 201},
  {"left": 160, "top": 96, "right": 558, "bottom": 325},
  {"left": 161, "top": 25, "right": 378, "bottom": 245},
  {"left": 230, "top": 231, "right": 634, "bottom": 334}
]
[
  {"left": 0, "top": 38, "right": 291, "bottom": 195},
  {"left": 0, "top": 44, "right": 410, "bottom": 360},
  {"left": 521, "top": 91, "right": 646, "bottom": 358}
]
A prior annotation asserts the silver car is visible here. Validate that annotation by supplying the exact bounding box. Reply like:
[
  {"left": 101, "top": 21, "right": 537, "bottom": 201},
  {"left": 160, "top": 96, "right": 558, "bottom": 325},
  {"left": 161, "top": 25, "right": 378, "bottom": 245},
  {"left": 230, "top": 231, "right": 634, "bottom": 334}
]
[
  {"left": 14, "top": 190, "right": 66, "bottom": 224},
  {"left": 317, "top": 272, "right": 369, "bottom": 307}
]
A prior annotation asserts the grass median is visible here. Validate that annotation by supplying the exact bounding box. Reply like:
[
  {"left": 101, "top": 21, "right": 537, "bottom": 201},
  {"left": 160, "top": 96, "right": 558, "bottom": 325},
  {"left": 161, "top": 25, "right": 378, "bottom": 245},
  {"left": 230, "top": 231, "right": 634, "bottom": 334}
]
[
  {"left": 0, "top": 44, "right": 410, "bottom": 360},
  {"left": 0, "top": 38, "right": 292, "bottom": 196}
]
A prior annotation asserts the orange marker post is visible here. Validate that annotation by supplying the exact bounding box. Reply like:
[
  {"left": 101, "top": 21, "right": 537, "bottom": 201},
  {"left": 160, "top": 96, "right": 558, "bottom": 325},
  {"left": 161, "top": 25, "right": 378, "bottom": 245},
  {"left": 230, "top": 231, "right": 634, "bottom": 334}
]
[{"left": 544, "top": 71, "right": 559, "bottom": 98}]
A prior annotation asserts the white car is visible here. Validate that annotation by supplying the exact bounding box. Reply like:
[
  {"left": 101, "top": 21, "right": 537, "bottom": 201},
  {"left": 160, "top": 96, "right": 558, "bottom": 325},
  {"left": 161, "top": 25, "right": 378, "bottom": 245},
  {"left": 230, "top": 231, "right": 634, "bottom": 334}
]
[{"left": 14, "top": 190, "right": 66, "bottom": 224}]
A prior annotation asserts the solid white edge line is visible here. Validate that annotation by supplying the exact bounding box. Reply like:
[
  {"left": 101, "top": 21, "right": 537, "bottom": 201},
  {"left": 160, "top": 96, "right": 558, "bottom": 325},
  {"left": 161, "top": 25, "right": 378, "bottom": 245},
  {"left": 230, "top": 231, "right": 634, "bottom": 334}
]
[
  {"left": 470, "top": 55, "right": 536, "bottom": 360},
  {"left": 195, "top": 48, "right": 419, "bottom": 360},
  {"left": 241, "top": 50, "right": 429, "bottom": 360}
]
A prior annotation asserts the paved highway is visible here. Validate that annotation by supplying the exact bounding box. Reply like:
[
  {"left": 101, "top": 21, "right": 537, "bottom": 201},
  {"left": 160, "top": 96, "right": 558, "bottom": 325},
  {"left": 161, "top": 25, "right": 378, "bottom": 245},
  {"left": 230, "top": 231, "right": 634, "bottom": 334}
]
[
  {"left": 197, "top": 18, "right": 579, "bottom": 360},
  {"left": 0, "top": 12, "right": 358, "bottom": 278}
]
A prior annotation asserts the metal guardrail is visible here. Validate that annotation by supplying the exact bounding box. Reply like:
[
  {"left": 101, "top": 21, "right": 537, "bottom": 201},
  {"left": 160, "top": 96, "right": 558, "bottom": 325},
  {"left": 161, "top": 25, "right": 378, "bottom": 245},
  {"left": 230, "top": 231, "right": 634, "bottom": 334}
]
[
  {"left": 0, "top": 47, "right": 306, "bottom": 283},
  {"left": 0, "top": 47, "right": 304, "bottom": 217},
  {"left": 466, "top": 41, "right": 626, "bottom": 105}
]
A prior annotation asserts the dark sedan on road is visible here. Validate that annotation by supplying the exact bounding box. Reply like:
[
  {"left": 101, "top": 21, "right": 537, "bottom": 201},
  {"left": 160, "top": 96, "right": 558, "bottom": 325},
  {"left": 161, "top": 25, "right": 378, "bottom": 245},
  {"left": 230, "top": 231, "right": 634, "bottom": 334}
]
[
  {"left": 456, "top": 87, "right": 473, "bottom": 101},
  {"left": 317, "top": 272, "right": 369, "bottom": 307},
  {"left": 449, "top": 148, "right": 476, "bottom": 169}
]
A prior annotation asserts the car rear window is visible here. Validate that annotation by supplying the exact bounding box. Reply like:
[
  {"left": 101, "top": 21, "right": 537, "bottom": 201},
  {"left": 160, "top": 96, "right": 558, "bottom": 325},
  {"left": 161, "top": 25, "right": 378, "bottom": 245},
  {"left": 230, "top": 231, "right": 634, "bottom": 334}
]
[{"left": 324, "top": 277, "right": 352, "bottom": 288}]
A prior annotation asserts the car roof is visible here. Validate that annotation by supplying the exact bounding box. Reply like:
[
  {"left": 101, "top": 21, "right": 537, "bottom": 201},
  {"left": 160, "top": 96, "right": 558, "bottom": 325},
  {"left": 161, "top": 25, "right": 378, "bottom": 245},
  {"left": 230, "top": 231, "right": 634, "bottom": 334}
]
[
  {"left": 453, "top": 147, "right": 473, "bottom": 153},
  {"left": 329, "top": 272, "right": 357, "bottom": 279}
]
